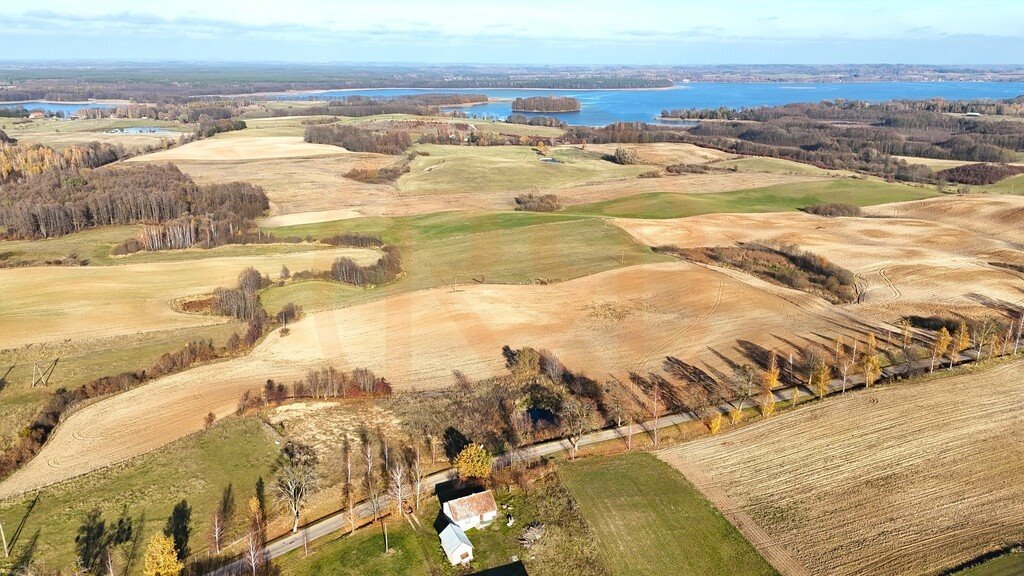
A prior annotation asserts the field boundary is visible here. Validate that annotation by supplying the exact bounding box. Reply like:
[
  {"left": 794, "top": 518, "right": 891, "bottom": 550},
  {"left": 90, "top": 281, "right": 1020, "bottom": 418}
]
[{"left": 666, "top": 456, "right": 811, "bottom": 576}]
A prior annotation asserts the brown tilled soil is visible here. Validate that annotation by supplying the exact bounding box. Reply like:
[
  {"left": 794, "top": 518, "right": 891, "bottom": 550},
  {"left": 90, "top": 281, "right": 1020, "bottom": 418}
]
[
  {"left": 658, "top": 358, "right": 1024, "bottom": 576},
  {"left": 613, "top": 198, "right": 1024, "bottom": 322},
  {"left": 0, "top": 261, "right": 870, "bottom": 498}
]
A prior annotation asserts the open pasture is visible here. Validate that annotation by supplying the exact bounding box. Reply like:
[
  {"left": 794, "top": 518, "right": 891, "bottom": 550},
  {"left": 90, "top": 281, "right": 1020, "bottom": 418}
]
[
  {"left": 584, "top": 142, "right": 738, "bottom": 165},
  {"left": 659, "top": 358, "right": 1024, "bottom": 576},
  {"left": 0, "top": 117, "right": 188, "bottom": 151}
]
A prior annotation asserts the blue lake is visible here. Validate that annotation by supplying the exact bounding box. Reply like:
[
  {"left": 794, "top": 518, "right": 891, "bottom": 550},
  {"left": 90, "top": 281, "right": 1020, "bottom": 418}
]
[
  {"left": 276, "top": 82, "right": 1024, "bottom": 125},
  {"left": 0, "top": 101, "right": 115, "bottom": 115}
]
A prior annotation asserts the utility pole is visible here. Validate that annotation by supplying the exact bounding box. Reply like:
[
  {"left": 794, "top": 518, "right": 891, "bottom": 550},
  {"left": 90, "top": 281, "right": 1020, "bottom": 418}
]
[{"left": 1, "top": 519, "right": 9, "bottom": 558}]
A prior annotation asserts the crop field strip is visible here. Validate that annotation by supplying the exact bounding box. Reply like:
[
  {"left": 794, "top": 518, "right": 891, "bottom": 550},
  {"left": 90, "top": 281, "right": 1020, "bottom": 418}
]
[{"left": 659, "top": 359, "right": 1024, "bottom": 576}]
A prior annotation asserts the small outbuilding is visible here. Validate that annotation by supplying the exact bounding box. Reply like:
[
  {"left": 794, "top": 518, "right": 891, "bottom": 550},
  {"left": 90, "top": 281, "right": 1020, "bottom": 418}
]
[
  {"left": 28, "top": 111, "right": 46, "bottom": 120},
  {"left": 439, "top": 523, "right": 474, "bottom": 565},
  {"left": 443, "top": 490, "right": 499, "bottom": 531}
]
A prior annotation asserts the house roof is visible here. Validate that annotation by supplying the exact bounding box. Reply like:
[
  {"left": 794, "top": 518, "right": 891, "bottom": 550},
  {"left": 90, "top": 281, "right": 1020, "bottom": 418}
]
[
  {"left": 444, "top": 490, "right": 498, "bottom": 522},
  {"left": 439, "top": 523, "right": 473, "bottom": 555}
]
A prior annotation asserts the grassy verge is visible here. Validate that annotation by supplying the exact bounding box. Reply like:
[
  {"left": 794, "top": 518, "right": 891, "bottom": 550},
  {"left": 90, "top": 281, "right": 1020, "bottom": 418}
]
[
  {"left": 0, "top": 417, "right": 279, "bottom": 574},
  {"left": 953, "top": 551, "right": 1024, "bottom": 576},
  {"left": 562, "top": 179, "right": 939, "bottom": 219},
  {"left": 560, "top": 452, "right": 778, "bottom": 576}
]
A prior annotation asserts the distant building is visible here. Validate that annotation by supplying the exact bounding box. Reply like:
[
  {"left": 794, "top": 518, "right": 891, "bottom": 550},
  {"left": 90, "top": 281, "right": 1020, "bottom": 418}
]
[
  {"left": 28, "top": 111, "right": 46, "bottom": 120},
  {"left": 439, "top": 523, "right": 474, "bottom": 565},
  {"left": 443, "top": 490, "right": 498, "bottom": 531},
  {"left": 964, "top": 112, "right": 982, "bottom": 117}
]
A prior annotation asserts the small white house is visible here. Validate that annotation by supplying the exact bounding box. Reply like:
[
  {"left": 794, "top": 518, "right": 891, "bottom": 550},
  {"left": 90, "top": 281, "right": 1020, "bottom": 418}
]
[
  {"left": 439, "top": 523, "right": 474, "bottom": 565},
  {"left": 442, "top": 490, "right": 498, "bottom": 531}
]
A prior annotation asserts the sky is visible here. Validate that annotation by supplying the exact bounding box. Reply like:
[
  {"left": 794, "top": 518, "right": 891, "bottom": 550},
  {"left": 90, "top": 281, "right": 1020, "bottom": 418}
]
[{"left": 2, "top": 0, "right": 1023, "bottom": 65}]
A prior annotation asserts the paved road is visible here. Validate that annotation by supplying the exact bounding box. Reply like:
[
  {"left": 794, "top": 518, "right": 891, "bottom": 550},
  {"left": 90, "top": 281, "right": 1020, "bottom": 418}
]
[{"left": 209, "top": 348, "right": 993, "bottom": 574}]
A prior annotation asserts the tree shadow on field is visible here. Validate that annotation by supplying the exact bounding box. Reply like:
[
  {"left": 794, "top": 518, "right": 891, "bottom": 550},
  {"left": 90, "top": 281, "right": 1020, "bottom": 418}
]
[
  {"left": 8, "top": 492, "right": 39, "bottom": 549},
  {"left": 10, "top": 529, "right": 39, "bottom": 572},
  {"left": 967, "top": 292, "right": 1022, "bottom": 318},
  {"left": 736, "top": 340, "right": 773, "bottom": 370}
]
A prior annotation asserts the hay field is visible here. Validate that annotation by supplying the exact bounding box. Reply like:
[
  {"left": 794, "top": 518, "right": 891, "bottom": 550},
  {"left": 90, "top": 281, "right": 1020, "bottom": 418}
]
[
  {"left": 713, "top": 156, "right": 854, "bottom": 176},
  {"left": 613, "top": 201, "right": 1024, "bottom": 321},
  {"left": 127, "top": 135, "right": 346, "bottom": 161},
  {"left": 0, "top": 247, "right": 380, "bottom": 349},
  {"left": 659, "top": 359, "right": 1024, "bottom": 576},
  {"left": 0, "top": 260, "right": 871, "bottom": 498}
]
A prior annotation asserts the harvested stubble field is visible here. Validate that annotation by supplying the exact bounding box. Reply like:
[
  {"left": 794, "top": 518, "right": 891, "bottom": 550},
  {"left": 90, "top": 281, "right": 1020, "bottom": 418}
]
[
  {"left": 866, "top": 194, "right": 1024, "bottom": 246},
  {"left": 659, "top": 358, "right": 1024, "bottom": 576},
  {"left": 613, "top": 196, "right": 1024, "bottom": 322},
  {"left": 168, "top": 154, "right": 400, "bottom": 216},
  {"left": 126, "top": 135, "right": 346, "bottom": 161},
  {"left": 0, "top": 246, "right": 380, "bottom": 349},
  {"left": 0, "top": 259, "right": 869, "bottom": 499},
  {"left": 584, "top": 142, "right": 738, "bottom": 165}
]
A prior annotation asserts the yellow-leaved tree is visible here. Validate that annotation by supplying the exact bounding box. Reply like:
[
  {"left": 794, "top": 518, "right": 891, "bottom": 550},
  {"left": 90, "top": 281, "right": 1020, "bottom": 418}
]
[
  {"left": 143, "top": 533, "right": 183, "bottom": 576},
  {"left": 454, "top": 444, "right": 492, "bottom": 480}
]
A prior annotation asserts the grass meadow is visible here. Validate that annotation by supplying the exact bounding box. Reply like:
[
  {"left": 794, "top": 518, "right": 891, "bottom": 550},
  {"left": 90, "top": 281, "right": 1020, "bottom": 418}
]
[{"left": 560, "top": 452, "right": 778, "bottom": 576}]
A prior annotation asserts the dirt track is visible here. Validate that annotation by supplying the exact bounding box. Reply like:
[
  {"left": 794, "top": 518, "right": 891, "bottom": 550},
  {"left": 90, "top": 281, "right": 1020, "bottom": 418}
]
[
  {"left": 0, "top": 261, "right": 867, "bottom": 499},
  {"left": 659, "top": 359, "right": 1024, "bottom": 576}
]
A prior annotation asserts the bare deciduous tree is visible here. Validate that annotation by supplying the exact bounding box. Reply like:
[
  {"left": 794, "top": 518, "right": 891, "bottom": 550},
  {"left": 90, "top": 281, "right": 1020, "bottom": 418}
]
[{"left": 276, "top": 444, "right": 319, "bottom": 533}]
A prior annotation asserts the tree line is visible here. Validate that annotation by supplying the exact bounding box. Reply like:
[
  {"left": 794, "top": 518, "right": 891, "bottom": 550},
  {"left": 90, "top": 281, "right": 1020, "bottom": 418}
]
[{"left": 0, "top": 164, "right": 269, "bottom": 239}]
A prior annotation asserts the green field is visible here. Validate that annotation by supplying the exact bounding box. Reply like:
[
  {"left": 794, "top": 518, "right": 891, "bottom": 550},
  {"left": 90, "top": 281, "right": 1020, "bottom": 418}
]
[
  {"left": 713, "top": 156, "right": 848, "bottom": 176},
  {"left": 280, "top": 521, "right": 433, "bottom": 576},
  {"left": 562, "top": 178, "right": 940, "bottom": 219},
  {"left": 260, "top": 214, "right": 669, "bottom": 315},
  {"left": 0, "top": 417, "right": 278, "bottom": 574},
  {"left": 1, "top": 117, "right": 190, "bottom": 151},
  {"left": 981, "top": 174, "right": 1024, "bottom": 194},
  {"left": 560, "top": 452, "right": 778, "bottom": 576},
  {"left": 954, "top": 552, "right": 1024, "bottom": 576},
  {"left": 396, "top": 144, "right": 653, "bottom": 194}
]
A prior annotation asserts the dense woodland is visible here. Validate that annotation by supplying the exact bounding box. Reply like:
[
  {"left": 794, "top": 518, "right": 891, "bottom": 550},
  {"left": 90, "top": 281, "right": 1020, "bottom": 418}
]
[
  {"left": 304, "top": 124, "right": 412, "bottom": 154},
  {"left": 0, "top": 141, "right": 123, "bottom": 184},
  {"left": 506, "top": 113, "right": 566, "bottom": 127},
  {"left": 511, "top": 96, "right": 581, "bottom": 112},
  {"left": 0, "top": 164, "right": 268, "bottom": 239}
]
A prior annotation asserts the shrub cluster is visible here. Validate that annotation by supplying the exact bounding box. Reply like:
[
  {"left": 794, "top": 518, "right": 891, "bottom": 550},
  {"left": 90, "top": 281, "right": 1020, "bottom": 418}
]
[
  {"left": 803, "top": 203, "right": 863, "bottom": 217},
  {"left": 513, "top": 193, "right": 562, "bottom": 212}
]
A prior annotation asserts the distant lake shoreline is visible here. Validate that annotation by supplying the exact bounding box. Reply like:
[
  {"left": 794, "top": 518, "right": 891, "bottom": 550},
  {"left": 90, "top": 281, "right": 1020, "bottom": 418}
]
[{"left": 268, "top": 82, "right": 1024, "bottom": 126}]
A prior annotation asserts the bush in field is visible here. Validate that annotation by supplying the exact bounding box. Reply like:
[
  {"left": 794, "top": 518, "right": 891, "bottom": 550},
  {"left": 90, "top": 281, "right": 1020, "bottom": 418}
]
[
  {"left": 803, "top": 203, "right": 863, "bottom": 217},
  {"left": 611, "top": 146, "right": 641, "bottom": 165},
  {"left": 514, "top": 193, "right": 562, "bottom": 212}
]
